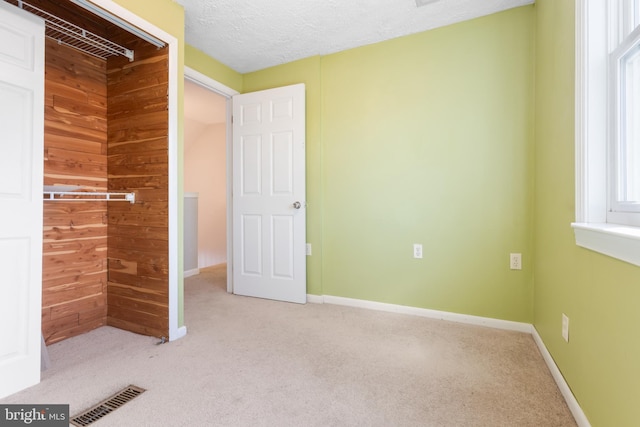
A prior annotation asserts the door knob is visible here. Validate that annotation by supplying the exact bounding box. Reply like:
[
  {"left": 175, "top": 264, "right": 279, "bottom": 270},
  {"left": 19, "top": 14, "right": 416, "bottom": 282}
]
[{"left": 293, "top": 201, "right": 301, "bottom": 209}]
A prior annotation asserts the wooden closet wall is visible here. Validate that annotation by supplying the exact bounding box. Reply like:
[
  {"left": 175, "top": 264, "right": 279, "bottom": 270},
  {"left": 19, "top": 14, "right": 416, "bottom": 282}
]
[
  {"left": 42, "top": 39, "right": 109, "bottom": 344},
  {"left": 38, "top": 0, "right": 169, "bottom": 344},
  {"left": 106, "top": 32, "right": 169, "bottom": 339}
]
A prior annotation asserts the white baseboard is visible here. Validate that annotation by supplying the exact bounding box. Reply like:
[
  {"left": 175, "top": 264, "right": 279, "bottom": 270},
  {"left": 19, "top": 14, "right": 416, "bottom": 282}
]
[
  {"left": 532, "top": 328, "right": 591, "bottom": 427},
  {"left": 307, "top": 293, "right": 589, "bottom": 426},
  {"left": 184, "top": 268, "right": 200, "bottom": 278},
  {"left": 170, "top": 325, "right": 187, "bottom": 342},
  {"left": 306, "top": 294, "right": 324, "bottom": 304},
  {"left": 311, "top": 294, "right": 532, "bottom": 333}
]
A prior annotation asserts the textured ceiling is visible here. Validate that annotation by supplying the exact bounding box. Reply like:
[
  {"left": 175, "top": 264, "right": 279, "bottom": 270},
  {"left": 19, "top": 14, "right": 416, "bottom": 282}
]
[{"left": 174, "top": 0, "right": 534, "bottom": 74}]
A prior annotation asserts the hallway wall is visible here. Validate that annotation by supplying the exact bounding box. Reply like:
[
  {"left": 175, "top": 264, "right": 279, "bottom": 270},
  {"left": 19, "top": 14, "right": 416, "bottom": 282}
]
[{"left": 184, "top": 122, "right": 227, "bottom": 267}]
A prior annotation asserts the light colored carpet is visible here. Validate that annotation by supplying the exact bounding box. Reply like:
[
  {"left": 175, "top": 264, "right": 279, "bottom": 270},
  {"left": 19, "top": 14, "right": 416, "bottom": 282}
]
[{"left": 1, "top": 264, "right": 577, "bottom": 426}]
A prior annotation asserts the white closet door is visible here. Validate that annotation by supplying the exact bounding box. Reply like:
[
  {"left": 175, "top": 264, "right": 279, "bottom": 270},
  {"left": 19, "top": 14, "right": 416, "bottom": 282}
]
[{"left": 0, "top": 2, "right": 44, "bottom": 398}]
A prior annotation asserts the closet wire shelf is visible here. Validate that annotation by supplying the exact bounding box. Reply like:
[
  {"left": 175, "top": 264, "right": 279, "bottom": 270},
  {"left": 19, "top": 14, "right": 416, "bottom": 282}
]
[
  {"left": 13, "top": 0, "right": 134, "bottom": 61},
  {"left": 44, "top": 186, "right": 136, "bottom": 204}
]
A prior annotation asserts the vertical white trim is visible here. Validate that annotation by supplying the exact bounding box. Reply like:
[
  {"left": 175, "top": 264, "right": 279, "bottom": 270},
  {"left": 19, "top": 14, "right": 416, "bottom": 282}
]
[
  {"left": 167, "top": 34, "right": 182, "bottom": 342},
  {"left": 183, "top": 67, "right": 238, "bottom": 295},
  {"left": 575, "top": 0, "right": 587, "bottom": 222},
  {"left": 576, "top": 0, "right": 609, "bottom": 225},
  {"left": 225, "top": 97, "right": 234, "bottom": 294}
]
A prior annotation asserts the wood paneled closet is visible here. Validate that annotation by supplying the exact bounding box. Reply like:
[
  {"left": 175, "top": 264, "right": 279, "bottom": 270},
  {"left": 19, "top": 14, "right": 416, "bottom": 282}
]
[{"left": 7, "top": 0, "right": 171, "bottom": 344}]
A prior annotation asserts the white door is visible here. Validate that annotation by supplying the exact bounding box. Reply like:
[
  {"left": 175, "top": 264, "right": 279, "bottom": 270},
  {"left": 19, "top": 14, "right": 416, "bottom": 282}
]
[
  {"left": 0, "top": 2, "right": 44, "bottom": 398},
  {"left": 232, "top": 84, "right": 306, "bottom": 303}
]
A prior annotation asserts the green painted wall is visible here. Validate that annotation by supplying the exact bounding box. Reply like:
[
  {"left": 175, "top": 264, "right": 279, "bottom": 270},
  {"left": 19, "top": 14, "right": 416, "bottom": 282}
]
[
  {"left": 185, "top": 44, "right": 243, "bottom": 92},
  {"left": 320, "top": 8, "right": 535, "bottom": 321},
  {"left": 534, "top": 1, "right": 640, "bottom": 426},
  {"left": 241, "top": 7, "right": 536, "bottom": 322}
]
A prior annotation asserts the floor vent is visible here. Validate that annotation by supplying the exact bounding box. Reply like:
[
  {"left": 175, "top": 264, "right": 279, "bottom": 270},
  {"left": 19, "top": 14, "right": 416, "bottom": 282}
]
[{"left": 70, "top": 385, "right": 146, "bottom": 426}]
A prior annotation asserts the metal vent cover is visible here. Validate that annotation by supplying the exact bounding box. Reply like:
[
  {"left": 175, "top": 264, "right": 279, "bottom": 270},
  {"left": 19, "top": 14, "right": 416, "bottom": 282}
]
[{"left": 70, "top": 385, "right": 146, "bottom": 426}]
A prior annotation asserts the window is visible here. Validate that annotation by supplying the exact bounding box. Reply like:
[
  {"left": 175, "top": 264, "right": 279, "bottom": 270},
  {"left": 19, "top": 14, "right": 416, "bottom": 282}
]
[
  {"left": 574, "top": 0, "right": 640, "bottom": 267},
  {"left": 609, "top": 0, "right": 640, "bottom": 226}
]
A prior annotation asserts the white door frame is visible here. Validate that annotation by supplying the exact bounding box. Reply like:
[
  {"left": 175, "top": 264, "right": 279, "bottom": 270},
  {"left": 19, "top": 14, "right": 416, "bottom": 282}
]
[
  {"left": 184, "top": 67, "right": 239, "bottom": 294},
  {"left": 87, "top": 1, "right": 184, "bottom": 341}
]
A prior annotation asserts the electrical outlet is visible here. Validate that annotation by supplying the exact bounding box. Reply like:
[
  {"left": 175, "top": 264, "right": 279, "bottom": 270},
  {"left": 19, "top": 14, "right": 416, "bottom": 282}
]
[
  {"left": 510, "top": 253, "right": 522, "bottom": 270},
  {"left": 306, "top": 243, "right": 312, "bottom": 256},
  {"left": 413, "top": 244, "right": 423, "bottom": 259},
  {"left": 562, "top": 313, "right": 570, "bottom": 342}
]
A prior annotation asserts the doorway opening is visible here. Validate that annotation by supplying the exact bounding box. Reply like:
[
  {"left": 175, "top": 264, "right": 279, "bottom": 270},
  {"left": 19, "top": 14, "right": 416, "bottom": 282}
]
[
  {"left": 183, "top": 79, "right": 227, "bottom": 274},
  {"left": 183, "top": 68, "right": 238, "bottom": 295}
]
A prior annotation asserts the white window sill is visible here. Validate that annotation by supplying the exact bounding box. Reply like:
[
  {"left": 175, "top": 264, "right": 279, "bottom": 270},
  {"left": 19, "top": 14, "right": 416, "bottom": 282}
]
[{"left": 572, "top": 222, "right": 640, "bottom": 267}]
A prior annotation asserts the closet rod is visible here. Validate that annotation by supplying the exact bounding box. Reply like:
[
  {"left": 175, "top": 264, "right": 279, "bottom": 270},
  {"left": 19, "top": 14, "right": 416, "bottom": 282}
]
[
  {"left": 44, "top": 191, "right": 136, "bottom": 204},
  {"left": 13, "top": 0, "right": 134, "bottom": 61}
]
